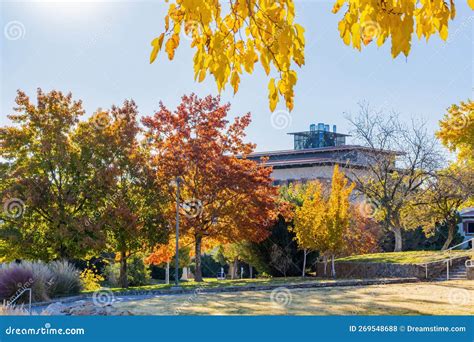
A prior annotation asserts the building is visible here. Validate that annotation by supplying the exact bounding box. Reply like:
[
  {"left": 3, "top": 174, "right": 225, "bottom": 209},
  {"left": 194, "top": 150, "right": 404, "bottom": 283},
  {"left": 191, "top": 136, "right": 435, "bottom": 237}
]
[
  {"left": 458, "top": 207, "right": 474, "bottom": 245},
  {"left": 248, "top": 123, "right": 395, "bottom": 185}
]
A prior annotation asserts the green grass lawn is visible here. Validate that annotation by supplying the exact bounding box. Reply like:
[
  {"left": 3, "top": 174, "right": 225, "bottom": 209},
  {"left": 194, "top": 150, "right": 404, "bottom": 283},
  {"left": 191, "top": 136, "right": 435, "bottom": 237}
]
[
  {"left": 83, "top": 250, "right": 472, "bottom": 295},
  {"left": 114, "top": 280, "right": 474, "bottom": 315},
  {"left": 89, "top": 276, "right": 328, "bottom": 294},
  {"left": 337, "top": 250, "right": 473, "bottom": 264}
]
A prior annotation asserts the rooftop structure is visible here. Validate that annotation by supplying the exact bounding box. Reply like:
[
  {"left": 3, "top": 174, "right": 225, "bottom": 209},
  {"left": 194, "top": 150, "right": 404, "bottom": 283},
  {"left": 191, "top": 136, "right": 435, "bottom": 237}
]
[
  {"left": 288, "top": 123, "right": 349, "bottom": 150},
  {"left": 247, "top": 123, "right": 398, "bottom": 185}
]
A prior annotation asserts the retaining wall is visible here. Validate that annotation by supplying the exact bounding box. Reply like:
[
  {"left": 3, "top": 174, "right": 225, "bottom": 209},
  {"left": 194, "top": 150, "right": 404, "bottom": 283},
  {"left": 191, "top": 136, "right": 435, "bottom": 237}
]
[{"left": 315, "top": 256, "right": 470, "bottom": 279}]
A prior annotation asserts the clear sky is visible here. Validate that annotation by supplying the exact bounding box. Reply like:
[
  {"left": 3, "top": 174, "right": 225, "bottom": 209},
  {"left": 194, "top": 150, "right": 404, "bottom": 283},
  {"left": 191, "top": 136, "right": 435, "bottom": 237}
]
[{"left": 1, "top": 0, "right": 472, "bottom": 152}]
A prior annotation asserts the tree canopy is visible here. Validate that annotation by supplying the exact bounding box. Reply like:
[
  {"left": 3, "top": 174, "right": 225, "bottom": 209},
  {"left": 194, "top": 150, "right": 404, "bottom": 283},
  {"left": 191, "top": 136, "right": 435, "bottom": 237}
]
[
  {"left": 142, "top": 94, "right": 277, "bottom": 281},
  {"left": 150, "top": 0, "right": 473, "bottom": 112}
]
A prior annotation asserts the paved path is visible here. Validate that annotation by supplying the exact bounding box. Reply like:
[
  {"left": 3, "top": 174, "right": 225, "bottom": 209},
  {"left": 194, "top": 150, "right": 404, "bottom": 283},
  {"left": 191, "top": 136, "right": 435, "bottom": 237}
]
[{"left": 32, "top": 277, "right": 419, "bottom": 313}]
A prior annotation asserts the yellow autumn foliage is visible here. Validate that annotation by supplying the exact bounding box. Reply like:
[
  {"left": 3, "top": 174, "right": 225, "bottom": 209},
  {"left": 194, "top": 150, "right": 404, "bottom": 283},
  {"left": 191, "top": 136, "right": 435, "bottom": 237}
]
[
  {"left": 436, "top": 99, "right": 474, "bottom": 165},
  {"left": 150, "top": 0, "right": 472, "bottom": 111},
  {"left": 292, "top": 165, "right": 354, "bottom": 255},
  {"left": 150, "top": 0, "right": 305, "bottom": 112}
]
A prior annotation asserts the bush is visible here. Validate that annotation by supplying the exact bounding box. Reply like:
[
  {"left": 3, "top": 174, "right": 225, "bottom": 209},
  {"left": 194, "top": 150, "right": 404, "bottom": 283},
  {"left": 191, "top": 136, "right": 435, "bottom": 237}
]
[
  {"left": 103, "top": 263, "right": 120, "bottom": 287},
  {"left": 0, "top": 263, "right": 33, "bottom": 304},
  {"left": 127, "top": 257, "right": 150, "bottom": 286},
  {"left": 104, "top": 257, "right": 150, "bottom": 287},
  {"left": 48, "top": 260, "right": 82, "bottom": 297},
  {"left": 234, "top": 218, "right": 317, "bottom": 276},
  {"left": 80, "top": 267, "right": 104, "bottom": 292},
  {"left": 380, "top": 224, "right": 465, "bottom": 252},
  {"left": 149, "top": 264, "right": 183, "bottom": 282},
  {"left": 20, "top": 261, "right": 54, "bottom": 302}
]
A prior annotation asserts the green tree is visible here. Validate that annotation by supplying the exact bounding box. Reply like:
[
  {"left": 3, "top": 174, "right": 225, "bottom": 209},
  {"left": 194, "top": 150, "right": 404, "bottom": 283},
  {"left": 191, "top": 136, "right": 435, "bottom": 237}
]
[
  {"left": 77, "top": 101, "right": 169, "bottom": 288},
  {"left": 402, "top": 166, "right": 474, "bottom": 250},
  {"left": 0, "top": 89, "right": 109, "bottom": 260}
]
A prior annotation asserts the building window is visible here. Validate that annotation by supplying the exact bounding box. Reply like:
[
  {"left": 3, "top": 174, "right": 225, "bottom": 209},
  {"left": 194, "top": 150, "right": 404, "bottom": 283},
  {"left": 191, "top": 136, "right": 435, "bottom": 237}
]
[{"left": 466, "top": 221, "right": 474, "bottom": 234}]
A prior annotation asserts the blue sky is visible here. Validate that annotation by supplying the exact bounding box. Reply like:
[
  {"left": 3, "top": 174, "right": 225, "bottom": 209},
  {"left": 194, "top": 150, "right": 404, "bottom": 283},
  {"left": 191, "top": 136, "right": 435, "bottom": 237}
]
[{"left": 1, "top": 0, "right": 472, "bottom": 152}]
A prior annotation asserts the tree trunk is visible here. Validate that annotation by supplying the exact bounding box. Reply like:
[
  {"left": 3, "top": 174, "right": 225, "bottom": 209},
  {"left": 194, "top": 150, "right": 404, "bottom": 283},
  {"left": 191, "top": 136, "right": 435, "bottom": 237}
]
[
  {"left": 441, "top": 223, "right": 456, "bottom": 251},
  {"left": 119, "top": 250, "right": 128, "bottom": 288},
  {"left": 302, "top": 249, "right": 307, "bottom": 278},
  {"left": 233, "top": 258, "right": 238, "bottom": 279},
  {"left": 165, "top": 261, "right": 170, "bottom": 284},
  {"left": 194, "top": 235, "right": 203, "bottom": 282},
  {"left": 323, "top": 255, "right": 328, "bottom": 276},
  {"left": 249, "top": 265, "right": 253, "bottom": 279},
  {"left": 331, "top": 255, "right": 336, "bottom": 278},
  {"left": 392, "top": 227, "right": 403, "bottom": 252}
]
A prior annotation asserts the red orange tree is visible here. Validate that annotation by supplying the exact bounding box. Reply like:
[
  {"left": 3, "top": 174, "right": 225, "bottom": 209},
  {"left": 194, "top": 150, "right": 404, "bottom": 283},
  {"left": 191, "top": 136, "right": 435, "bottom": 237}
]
[{"left": 143, "top": 94, "right": 277, "bottom": 281}]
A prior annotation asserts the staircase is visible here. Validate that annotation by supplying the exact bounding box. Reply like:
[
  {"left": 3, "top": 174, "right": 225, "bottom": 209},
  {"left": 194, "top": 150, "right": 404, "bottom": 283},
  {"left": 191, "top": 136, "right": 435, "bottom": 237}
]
[{"left": 434, "top": 263, "right": 467, "bottom": 281}]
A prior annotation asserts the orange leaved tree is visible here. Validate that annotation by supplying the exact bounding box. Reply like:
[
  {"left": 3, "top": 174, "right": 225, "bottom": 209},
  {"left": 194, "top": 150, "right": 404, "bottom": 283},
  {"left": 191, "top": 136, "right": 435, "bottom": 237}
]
[{"left": 143, "top": 94, "right": 277, "bottom": 281}]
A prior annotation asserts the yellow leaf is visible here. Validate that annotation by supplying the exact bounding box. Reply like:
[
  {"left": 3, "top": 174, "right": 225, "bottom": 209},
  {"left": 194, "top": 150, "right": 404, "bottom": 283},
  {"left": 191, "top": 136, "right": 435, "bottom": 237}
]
[
  {"left": 230, "top": 71, "right": 240, "bottom": 94},
  {"left": 150, "top": 33, "right": 165, "bottom": 64},
  {"left": 165, "top": 34, "right": 180, "bottom": 60},
  {"left": 198, "top": 69, "right": 206, "bottom": 82},
  {"left": 268, "top": 78, "right": 278, "bottom": 112},
  {"left": 440, "top": 25, "right": 448, "bottom": 41},
  {"left": 295, "top": 24, "right": 305, "bottom": 45},
  {"left": 351, "top": 23, "right": 361, "bottom": 50},
  {"left": 468, "top": 0, "right": 474, "bottom": 10},
  {"left": 260, "top": 53, "right": 271, "bottom": 75}
]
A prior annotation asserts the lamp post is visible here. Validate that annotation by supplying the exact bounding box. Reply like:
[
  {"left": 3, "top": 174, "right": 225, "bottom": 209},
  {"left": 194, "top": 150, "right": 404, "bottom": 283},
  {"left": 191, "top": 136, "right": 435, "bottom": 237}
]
[{"left": 170, "top": 176, "right": 182, "bottom": 288}]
